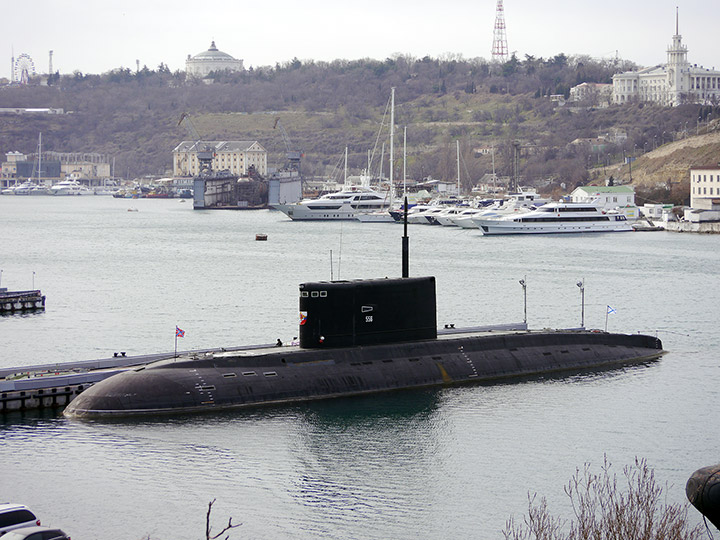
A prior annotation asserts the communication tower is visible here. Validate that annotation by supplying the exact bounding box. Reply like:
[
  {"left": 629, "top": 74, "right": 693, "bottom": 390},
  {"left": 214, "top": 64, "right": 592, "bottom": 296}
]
[
  {"left": 49, "top": 50, "right": 53, "bottom": 75},
  {"left": 491, "top": 0, "right": 509, "bottom": 62}
]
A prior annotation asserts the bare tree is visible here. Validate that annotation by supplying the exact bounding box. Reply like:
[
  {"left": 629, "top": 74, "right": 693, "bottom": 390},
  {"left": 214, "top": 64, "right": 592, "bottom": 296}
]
[
  {"left": 503, "top": 456, "right": 704, "bottom": 540},
  {"left": 205, "top": 499, "right": 242, "bottom": 540}
]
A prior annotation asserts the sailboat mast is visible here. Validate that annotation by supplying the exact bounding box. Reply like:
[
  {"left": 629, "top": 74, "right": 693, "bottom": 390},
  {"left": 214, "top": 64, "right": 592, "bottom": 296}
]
[
  {"left": 38, "top": 133, "right": 42, "bottom": 183},
  {"left": 456, "top": 140, "right": 460, "bottom": 197},
  {"left": 389, "top": 87, "right": 395, "bottom": 195},
  {"left": 491, "top": 144, "right": 496, "bottom": 192},
  {"left": 344, "top": 146, "right": 348, "bottom": 184},
  {"left": 403, "top": 126, "right": 407, "bottom": 199}
]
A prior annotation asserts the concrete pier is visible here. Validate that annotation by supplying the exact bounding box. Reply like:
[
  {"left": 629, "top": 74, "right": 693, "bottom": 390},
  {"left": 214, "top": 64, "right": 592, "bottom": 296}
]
[
  {"left": 0, "top": 342, "right": 277, "bottom": 413},
  {"left": 0, "top": 289, "right": 45, "bottom": 314},
  {"left": 0, "top": 355, "right": 158, "bottom": 413}
]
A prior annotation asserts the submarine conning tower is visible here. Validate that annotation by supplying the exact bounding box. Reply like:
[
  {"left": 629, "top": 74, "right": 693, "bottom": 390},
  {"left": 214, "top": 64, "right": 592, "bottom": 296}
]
[{"left": 298, "top": 277, "right": 437, "bottom": 349}]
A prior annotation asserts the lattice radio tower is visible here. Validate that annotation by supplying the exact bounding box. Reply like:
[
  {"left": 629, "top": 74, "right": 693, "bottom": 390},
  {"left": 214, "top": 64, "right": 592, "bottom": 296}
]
[{"left": 491, "top": 0, "right": 509, "bottom": 62}]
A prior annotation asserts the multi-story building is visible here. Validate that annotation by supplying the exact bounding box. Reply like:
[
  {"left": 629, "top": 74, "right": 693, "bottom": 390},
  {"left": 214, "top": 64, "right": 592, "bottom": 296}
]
[
  {"left": 690, "top": 165, "right": 720, "bottom": 209},
  {"left": 612, "top": 12, "right": 720, "bottom": 106},
  {"left": 173, "top": 141, "right": 267, "bottom": 177},
  {"left": 1, "top": 151, "right": 26, "bottom": 180},
  {"left": 185, "top": 41, "right": 244, "bottom": 78},
  {"left": 48, "top": 152, "right": 111, "bottom": 180},
  {"left": 1, "top": 151, "right": 110, "bottom": 188}
]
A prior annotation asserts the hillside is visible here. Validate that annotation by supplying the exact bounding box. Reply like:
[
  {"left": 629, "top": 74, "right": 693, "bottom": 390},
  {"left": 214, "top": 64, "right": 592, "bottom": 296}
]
[{"left": 0, "top": 55, "right": 717, "bottom": 202}]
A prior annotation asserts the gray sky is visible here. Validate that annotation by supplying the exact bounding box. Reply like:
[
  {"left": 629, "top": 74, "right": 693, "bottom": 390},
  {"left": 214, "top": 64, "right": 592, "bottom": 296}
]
[{"left": 3, "top": 0, "right": 718, "bottom": 80}]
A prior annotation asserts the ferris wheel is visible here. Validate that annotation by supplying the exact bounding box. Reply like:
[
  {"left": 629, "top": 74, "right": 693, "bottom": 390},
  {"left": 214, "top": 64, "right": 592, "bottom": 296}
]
[{"left": 14, "top": 53, "right": 36, "bottom": 84}]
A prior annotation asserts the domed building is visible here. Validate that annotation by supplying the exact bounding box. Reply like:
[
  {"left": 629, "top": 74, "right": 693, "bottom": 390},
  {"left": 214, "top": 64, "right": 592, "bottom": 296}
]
[{"left": 186, "top": 41, "right": 244, "bottom": 78}]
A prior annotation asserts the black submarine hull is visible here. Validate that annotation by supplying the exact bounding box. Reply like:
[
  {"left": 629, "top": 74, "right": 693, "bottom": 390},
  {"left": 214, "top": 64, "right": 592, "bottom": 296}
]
[{"left": 63, "top": 330, "right": 662, "bottom": 418}]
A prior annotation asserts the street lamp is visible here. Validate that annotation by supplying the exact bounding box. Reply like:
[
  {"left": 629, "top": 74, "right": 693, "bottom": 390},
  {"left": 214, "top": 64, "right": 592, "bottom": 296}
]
[
  {"left": 519, "top": 276, "right": 527, "bottom": 326},
  {"left": 577, "top": 279, "right": 585, "bottom": 329}
]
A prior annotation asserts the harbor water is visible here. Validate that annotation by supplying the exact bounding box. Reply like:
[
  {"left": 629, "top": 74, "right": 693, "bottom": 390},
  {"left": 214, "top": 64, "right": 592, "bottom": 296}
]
[{"left": 0, "top": 196, "right": 718, "bottom": 539}]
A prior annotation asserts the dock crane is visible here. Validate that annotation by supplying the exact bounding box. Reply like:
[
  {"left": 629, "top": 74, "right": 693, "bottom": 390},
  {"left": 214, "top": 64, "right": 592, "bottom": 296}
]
[
  {"left": 178, "top": 112, "right": 214, "bottom": 174},
  {"left": 273, "top": 118, "right": 302, "bottom": 173}
]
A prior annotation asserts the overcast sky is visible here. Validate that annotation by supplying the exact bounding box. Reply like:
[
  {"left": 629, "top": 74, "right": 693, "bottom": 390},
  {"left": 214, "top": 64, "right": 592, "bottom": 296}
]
[{"left": 3, "top": 0, "right": 719, "bottom": 81}]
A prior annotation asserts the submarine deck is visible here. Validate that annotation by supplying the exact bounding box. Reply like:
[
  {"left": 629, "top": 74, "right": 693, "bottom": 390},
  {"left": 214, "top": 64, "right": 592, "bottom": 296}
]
[{"left": 62, "top": 326, "right": 663, "bottom": 418}]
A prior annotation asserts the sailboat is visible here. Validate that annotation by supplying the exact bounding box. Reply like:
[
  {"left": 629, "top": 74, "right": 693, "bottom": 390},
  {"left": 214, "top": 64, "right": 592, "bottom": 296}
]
[
  {"left": 28, "top": 134, "right": 48, "bottom": 195},
  {"left": 356, "top": 88, "right": 398, "bottom": 223}
]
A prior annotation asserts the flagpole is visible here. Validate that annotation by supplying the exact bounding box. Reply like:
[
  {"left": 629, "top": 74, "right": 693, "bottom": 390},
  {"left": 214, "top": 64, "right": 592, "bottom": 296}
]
[
  {"left": 175, "top": 331, "right": 178, "bottom": 358},
  {"left": 605, "top": 306, "right": 609, "bottom": 332}
]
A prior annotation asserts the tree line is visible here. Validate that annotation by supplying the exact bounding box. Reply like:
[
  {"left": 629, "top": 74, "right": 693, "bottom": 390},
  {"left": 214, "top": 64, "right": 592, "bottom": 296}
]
[{"left": 0, "top": 53, "right": 711, "bottom": 194}]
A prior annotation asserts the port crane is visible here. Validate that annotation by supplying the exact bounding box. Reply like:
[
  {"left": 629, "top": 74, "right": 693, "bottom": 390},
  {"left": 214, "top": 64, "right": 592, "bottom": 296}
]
[
  {"left": 273, "top": 118, "right": 302, "bottom": 173},
  {"left": 178, "top": 113, "right": 214, "bottom": 174}
]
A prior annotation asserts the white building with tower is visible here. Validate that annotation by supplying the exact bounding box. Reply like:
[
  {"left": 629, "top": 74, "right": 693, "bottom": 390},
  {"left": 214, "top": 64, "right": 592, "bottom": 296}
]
[
  {"left": 612, "top": 11, "right": 720, "bottom": 106},
  {"left": 185, "top": 41, "right": 244, "bottom": 78}
]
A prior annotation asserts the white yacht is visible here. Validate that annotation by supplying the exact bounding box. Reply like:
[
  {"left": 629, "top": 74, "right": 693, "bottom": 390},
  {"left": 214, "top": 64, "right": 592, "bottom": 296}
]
[
  {"left": 434, "top": 206, "right": 472, "bottom": 226},
  {"left": 402, "top": 204, "right": 445, "bottom": 225},
  {"left": 5, "top": 181, "right": 34, "bottom": 195},
  {"left": 49, "top": 179, "right": 92, "bottom": 196},
  {"left": 272, "top": 185, "right": 391, "bottom": 220},
  {"left": 29, "top": 184, "right": 49, "bottom": 195},
  {"left": 355, "top": 209, "right": 395, "bottom": 223},
  {"left": 475, "top": 202, "right": 634, "bottom": 235},
  {"left": 450, "top": 207, "right": 496, "bottom": 229}
]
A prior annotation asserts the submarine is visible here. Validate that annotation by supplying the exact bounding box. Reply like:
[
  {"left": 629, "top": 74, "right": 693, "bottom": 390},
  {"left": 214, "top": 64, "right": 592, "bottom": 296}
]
[
  {"left": 64, "top": 208, "right": 663, "bottom": 419},
  {"left": 686, "top": 464, "right": 720, "bottom": 530}
]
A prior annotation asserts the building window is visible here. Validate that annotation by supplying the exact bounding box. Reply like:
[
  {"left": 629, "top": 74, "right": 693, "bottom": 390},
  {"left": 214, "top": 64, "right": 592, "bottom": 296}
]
[{"left": 704, "top": 187, "right": 707, "bottom": 195}]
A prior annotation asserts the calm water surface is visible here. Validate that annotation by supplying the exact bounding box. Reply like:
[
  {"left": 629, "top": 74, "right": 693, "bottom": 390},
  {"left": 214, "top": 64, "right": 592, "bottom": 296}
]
[{"left": 0, "top": 196, "right": 718, "bottom": 539}]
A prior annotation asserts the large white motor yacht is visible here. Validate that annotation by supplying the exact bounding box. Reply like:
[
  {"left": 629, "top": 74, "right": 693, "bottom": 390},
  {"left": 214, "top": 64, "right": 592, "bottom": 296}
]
[
  {"left": 272, "top": 185, "right": 391, "bottom": 220},
  {"left": 49, "top": 179, "right": 93, "bottom": 196},
  {"left": 475, "top": 202, "right": 634, "bottom": 235}
]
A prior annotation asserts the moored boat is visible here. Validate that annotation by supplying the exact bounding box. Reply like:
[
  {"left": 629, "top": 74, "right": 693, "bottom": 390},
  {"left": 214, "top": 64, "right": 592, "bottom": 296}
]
[
  {"left": 63, "top": 210, "right": 661, "bottom": 419},
  {"left": 475, "top": 201, "right": 634, "bottom": 235},
  {"left": 272, "top": 184, "right": 391, "bottom": 220},
  {"left": 49, "top": 179, "right": 88, "bottom": 196}
]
